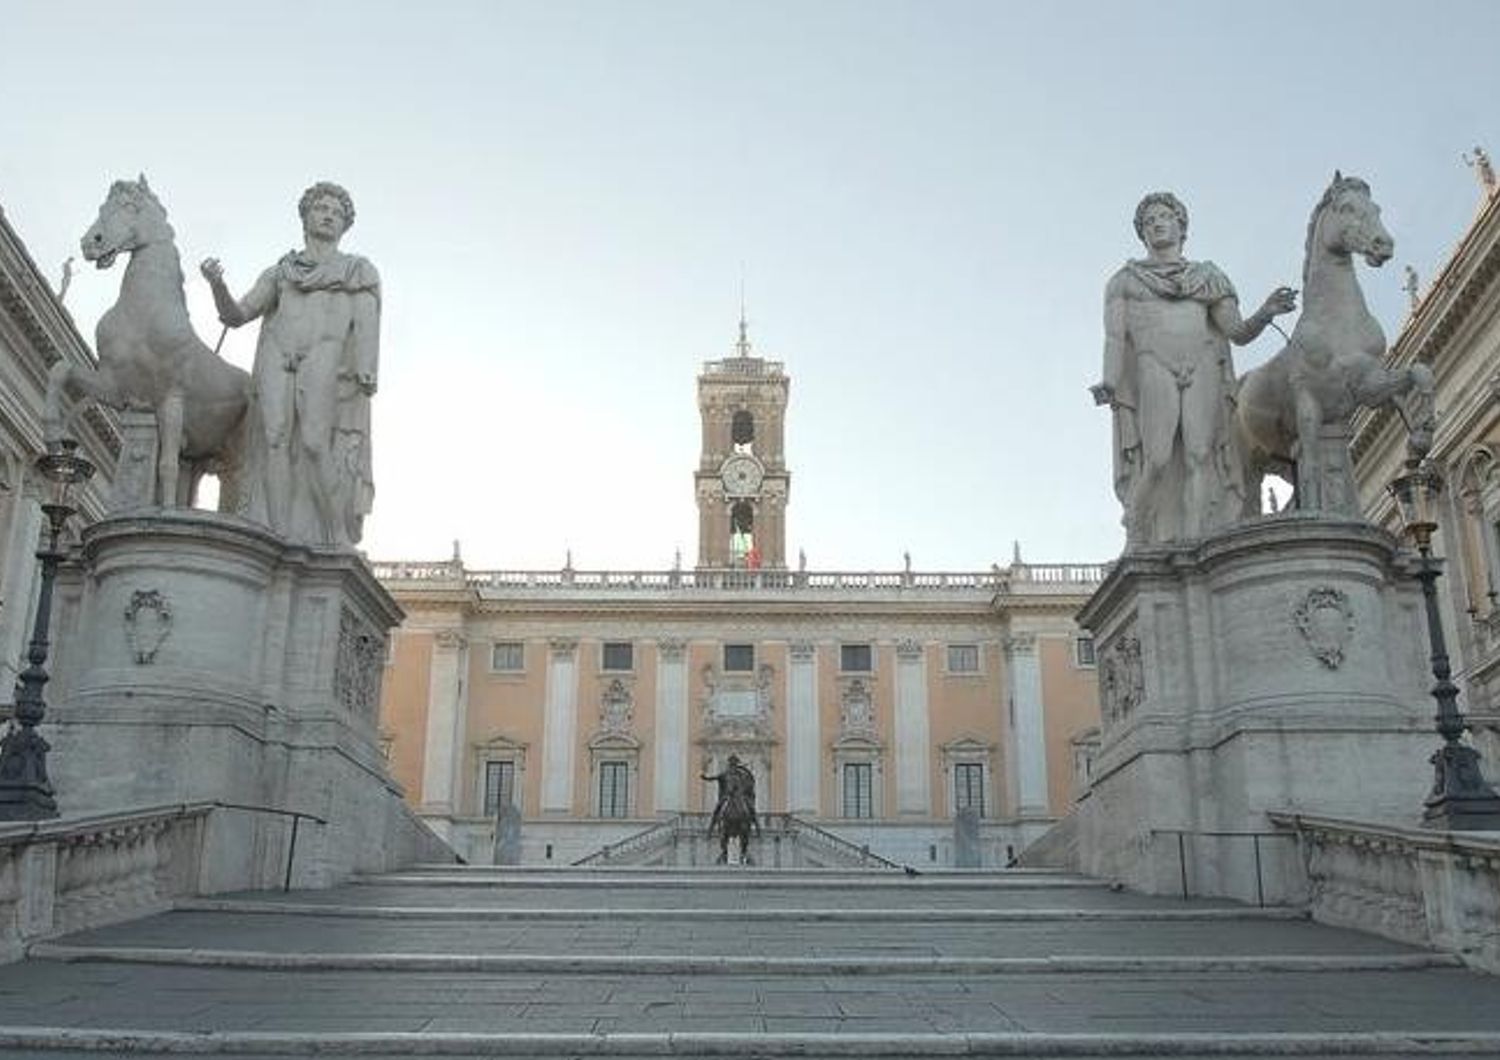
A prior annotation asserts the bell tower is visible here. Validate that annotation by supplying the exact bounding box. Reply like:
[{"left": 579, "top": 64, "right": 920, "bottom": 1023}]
[{"left": 695, "top": 318, "right": 790, "bottom": 569}]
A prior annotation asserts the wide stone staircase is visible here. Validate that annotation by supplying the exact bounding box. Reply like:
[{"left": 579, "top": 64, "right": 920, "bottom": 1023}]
[{"left": 0, "top": 864, "right": 1498, "bottom": 1057}]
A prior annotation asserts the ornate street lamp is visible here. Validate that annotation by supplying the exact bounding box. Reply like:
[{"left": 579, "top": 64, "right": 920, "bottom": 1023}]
[
  {"left": 1388, "top": 457, "right": 1500, "bottom": 830},
  {"left": 0, "top": 439, "right": 95, "bottom": 820}
]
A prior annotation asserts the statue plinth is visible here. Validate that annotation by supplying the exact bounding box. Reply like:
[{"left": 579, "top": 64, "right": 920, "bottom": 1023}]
[
  {"left": 1076, "top": 515, "right": 1436, "bottom": 901},
  {"left": 46, "top": 509, "right": 434, "bottom": 889}
]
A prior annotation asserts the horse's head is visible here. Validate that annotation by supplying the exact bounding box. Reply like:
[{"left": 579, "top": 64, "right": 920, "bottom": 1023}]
[
  {"left": 81, "top": 175, "right": 170, "bottom": 270},
  {"left": 1309, "top": 171, "right": 1394, "bottom": 271}
]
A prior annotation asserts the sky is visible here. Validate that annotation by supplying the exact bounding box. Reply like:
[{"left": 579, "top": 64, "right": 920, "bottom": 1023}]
[{"left": 3, "top": 0, "right": 1498, "bottom": 572}]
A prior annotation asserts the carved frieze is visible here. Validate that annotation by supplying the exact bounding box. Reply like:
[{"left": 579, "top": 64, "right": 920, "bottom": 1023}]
[
  {"left": 1293, "top": 586, "right": 1355, "bottom": 670},
  {"left": 840, "top": 677, "right": 877, "bottom": 739},
  {"left": 1098, "top": 633, "right": 1144, "bottom": 728},
  {"left": 123, "top": 589, "right": 171, "bottom": 664},
  {"left": 334, "top": 607, "right": 385, "bottom": 721},
  {"left": 600, "top": 678, "right": 634, "bottom": 735}
]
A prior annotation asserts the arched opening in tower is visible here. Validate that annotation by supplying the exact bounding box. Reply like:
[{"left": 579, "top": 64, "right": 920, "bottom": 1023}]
[
  {"left": 730, "top": 501, "right": 758, "bottom": 568},
  {"left": 731, "top": 410, "right": 755, "bottom": 451}
]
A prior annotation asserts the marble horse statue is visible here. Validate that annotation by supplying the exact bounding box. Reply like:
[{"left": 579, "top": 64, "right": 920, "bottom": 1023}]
[
  {"left": 1235, "top": 173, "right": 1435, "bottom": 514},
  {"left": 43, "top": 176, "right": 250, "bottom": 508}
]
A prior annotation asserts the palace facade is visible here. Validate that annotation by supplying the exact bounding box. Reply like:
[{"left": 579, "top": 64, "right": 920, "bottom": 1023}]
[
  {"left": 1352, "top": 173, "right": 1500, "bottom": 766},
  {"left": 374, "top": 330, "right": 1106, "bottom": 866}
]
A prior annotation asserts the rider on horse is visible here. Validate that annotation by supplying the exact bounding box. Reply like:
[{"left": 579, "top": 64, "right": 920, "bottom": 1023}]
[{"left": 702, "top": 754, "right": 760, "bottom": 858}]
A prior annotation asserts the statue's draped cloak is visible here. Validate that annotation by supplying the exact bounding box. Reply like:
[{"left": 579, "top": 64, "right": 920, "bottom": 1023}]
[
  {"left": 248, "top": 249, "right": 380, "bottom": 544},
  {"left": 1107, "top": 257, "right": 1245, "bottom": 543}
]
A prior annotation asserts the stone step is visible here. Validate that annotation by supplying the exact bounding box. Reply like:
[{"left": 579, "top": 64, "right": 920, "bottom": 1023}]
[
  {"left": 359, "top": 871, "right": 1108, "bottom": 890},
  {"left": 181, "top": 897, "right": 1307, "bottom": 922},
  {"left": 64, "top": 909, "right": 1397, "bottom": 961},
  {"left": 7, "top": 1029, "right": 1500, "bottom": 1057},
  {"left": 27, "top": 943, "right": 1461, "bottom": 974}
]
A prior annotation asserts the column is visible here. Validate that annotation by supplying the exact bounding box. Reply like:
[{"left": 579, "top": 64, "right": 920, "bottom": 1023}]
[
  {"left": 1006, "top": 633, "right": 1049, "bottom": 815},
  {"left": 541, "top": 638, "right": 579, "bottom": 813},
  {"left": 787, "top": 640, "right": 820, "bottom": 814},
  {"left": 419, "top": 630, "right": 469, "bottom": 821},
  {"left": 654, "top": 638, "right": 688, "bottom": 813},
  {"left": 894, "top": 637, "right": 931, "bottom": 814}
]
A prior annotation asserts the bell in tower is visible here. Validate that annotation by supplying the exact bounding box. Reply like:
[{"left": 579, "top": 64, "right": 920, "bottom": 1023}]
[{"left": 694, "top": 316, "right": 790, "bottom": 569}]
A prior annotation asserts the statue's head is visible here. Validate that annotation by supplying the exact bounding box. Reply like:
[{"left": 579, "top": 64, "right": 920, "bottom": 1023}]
[
  {"left": 299, "top": 181, "right": 355, "bottom": 238},
  {"left": 1133, "top": 191, "right": 1188, "bottom": 248},
  {"left": 727, "top": 754, "right": 740, "bottom": 767}
]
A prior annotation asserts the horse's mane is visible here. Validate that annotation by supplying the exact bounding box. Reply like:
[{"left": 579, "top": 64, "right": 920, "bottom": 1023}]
[
  {"left": 1302, "top": 174, "right": 1371, "bottom": 286},
  {"left": 108, "top": 179, "right": 167, "bottom": 218}
]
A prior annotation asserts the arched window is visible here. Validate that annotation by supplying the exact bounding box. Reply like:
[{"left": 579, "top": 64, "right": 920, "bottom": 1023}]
[
  {"left": 731, "top": 410, "right": 755, "bottom": 448},
  {"left": 730, "top": 501, "right": 755, "bottom": 566}
]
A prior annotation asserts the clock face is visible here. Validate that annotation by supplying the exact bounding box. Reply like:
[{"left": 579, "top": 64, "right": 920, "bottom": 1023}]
[{"left": 720, "top": 454, "right": 764, "bottom": 497}]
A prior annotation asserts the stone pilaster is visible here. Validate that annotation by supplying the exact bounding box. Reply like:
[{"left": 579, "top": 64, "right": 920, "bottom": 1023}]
[
  {"left": 540, "top": 638, "right": 579, "bottom": 813},
  {"left": 786, "top": 639, "right": 820, "bottom": 813},
  {"left": 1005, "top": 632, "right": 1049, "bottom": 816},
  {"left": 420, "top": 630, "right": 469, "bottom": 822},
  {"left": 653, "top": 638, "right": 688, "bottom": 813},
  {"left": 893, "top": 637, "right": 931, "bottom": 814}
]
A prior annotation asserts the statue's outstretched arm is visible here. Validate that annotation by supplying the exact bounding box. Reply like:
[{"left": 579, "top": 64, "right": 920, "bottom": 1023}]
[
  {"left": 200, "top": 260, "right": 276, "bottom": 329},
  {"left": 1214, "top": 287, "right": 1297, "bottom": 346}
]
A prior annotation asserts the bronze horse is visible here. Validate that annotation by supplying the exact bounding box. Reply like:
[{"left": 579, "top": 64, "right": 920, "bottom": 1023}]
[{"left": 704, "top": 756, "right": 760, "bottom": 864}]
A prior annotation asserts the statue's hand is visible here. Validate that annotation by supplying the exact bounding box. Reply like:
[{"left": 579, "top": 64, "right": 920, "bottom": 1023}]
[
  {"left": 199, "top": 258, "right": 225, "bottom": 285},
  {"left": 1089, "top": 382, "right": 1116, "bottom": 407},
  {"left": 356, "top": 373, "right": 377, "bottom": 396},
  {"left": 1262, "top": 286, "right": 1298, "bottom": 317}
]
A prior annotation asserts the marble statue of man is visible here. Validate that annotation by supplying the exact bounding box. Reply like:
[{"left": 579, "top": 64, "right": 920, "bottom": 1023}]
[
  {"left": 201, "top": 183, "right": 379, "bottom": 546},
  {"left": 1093, "top": 192, "right": 1295, "bottom": 547}
]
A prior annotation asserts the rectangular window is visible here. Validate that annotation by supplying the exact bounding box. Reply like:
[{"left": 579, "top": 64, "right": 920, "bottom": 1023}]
[
  {"left": 601, "top": 641, "right": 634, "bottom": 672},
  {"left": 723, "top": 643, "right": 755, "bottom": 672},
  {"left": 491, "top": 641, "right": 525, "bottom": 672},
  {"left": 954, "top": 763, "right": 985, "bottom": 817},
  {"left": 1074, "top": 635, "right": 1097, "bottom": 668},
  {"left": 947, "top": 644, "right": 980, "bottom": 674},
  {"left": 843, "top": 762, "right": 873, "bottom": 818},
  {"left": 840, "top": 643, "right": 873, "bottom": 673},
  {"left": 483, "top": 760, "right": 516, "bottom": 816},
  {"left": 598, "top": 761, "right": 629, "bottom": 818}
]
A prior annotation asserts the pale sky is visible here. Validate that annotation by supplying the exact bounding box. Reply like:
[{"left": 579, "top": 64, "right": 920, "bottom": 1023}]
[{"left": 3, "top": 1, "right": 1497, "bottom": 571}]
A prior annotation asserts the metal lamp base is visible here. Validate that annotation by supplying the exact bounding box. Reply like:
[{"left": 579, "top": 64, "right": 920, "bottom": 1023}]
[
  {"left": 0, "top": 726, "right": 58, "bottom": 820},
  {"left": 1423, "top": 743, "right": 1500, "bottom": 831}
]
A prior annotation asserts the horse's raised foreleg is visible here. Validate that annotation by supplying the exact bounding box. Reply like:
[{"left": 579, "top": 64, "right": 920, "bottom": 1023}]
[{"left": 156, "top": 388, "right": 185, "bottom": 507}]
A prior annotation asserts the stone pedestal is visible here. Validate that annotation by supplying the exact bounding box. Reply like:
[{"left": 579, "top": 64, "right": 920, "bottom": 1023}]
[
  {"left": 45, "top": 510, "right": 442, "bottom": 891},
  {"left": 1075, "top": 515, "right": 1438, "bottom": 903}
]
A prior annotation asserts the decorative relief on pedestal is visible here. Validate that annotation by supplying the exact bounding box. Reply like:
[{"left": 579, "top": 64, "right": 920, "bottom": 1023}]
[
  {"left": 600, "top": 678, "right": 634, "bottom": 735},
  {"left": 788, "top": 639, "right": 816, "bottom": 660},
  {"left": 548, "top": 637, "right": 578, "bottom": 659},
  {"left": 840, "top": 678, "right": 877, "bottom": 739},
  {"left": 1098, "top": 635, "right": 1144, "bottom": 728},
  {"left": 334, "top": 607, "right": 385, "bottom": 721},
  {"left": 1293, "top": 586, "right": 1355, "bottom": 670},
  {"left": 895, "top": 637, "right": 923, "bottom": 660},
  {"left": 656, "top": 637, "right": 686, "bottom": 661},
  {"left": 123, "top": 589, "right": 171, "bottom": 665}
]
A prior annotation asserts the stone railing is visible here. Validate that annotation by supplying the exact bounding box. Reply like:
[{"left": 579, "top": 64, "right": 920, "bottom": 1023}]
[
  {"left": 1271, "top": 811, "right": 1500, "bottom": 974},
  {"left": 0, "top": 803, "right": 212, "bottom": 963},
  {"left": 371, "top": 563, "right": 1107, "bottom": 596},
  {"left": 701, "top": 357, "right": 784, "bottom": 377}
]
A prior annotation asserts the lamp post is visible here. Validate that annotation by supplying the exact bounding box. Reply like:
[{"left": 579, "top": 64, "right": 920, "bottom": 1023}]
[
  {"left": 0, "top": 439, "right": 95, "bottom": 820},
  {"left": 1388, "top": 457, "right": 1500, "bottom": 830}
]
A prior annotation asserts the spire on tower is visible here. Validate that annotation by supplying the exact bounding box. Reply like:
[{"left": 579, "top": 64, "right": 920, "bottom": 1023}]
[{"left": 735, "top": 271, "right": 753, "bottom": 358}]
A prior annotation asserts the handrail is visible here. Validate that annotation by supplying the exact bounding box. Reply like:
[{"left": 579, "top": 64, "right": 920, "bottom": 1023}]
[
  {"left": 778, "top": 814, "right": 904, "bottom": 871},
  {"left": 1150, "top": 828, "right": 1297, "bottom": 907},
  {"left": 212, "top": 801, "right": 327, "bottom": 891},
  {"left": 571, "top": 817, "right": 681, "bottom": 866}
]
